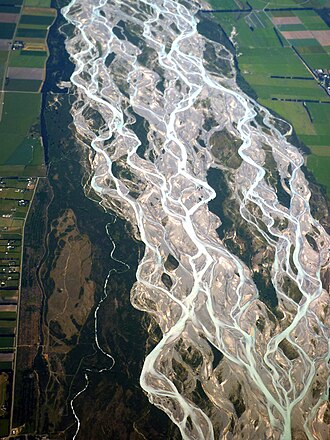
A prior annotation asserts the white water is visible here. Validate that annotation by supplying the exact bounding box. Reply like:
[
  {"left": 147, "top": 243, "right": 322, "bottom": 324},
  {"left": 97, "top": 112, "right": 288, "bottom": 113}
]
[{"left": 60, "top": 0, "right": 330, "bottom": 438}]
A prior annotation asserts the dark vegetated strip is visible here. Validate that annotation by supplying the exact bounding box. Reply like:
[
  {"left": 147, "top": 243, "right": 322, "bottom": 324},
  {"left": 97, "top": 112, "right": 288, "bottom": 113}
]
[
  {"left": 271, "top": 97, "right": 330, "bottom": 103},
  {"left": 200, "top": 8, "right": 251, "bottom": 13},
  {"left": 197, "top": 14, "right": 235, "bottom": 53},
  {"left": 105, "top": 52, "right": 115, "bottom": 67},
  {"left": 206, "top": 167, "right": 232, "bottom": 239},
  {"left": 0, "top": 288, "right": 19, "bottom": 293},
  {"left": 0, "top": 331, "right": 15, "bottom": 336},
  {"left": 276, "top": 176, "right": 291, "bottom": 209},
  {"left": 273, "top": 27, "right": 284, "bottom": 47},
  {"left": 131, "top": 112, "right": 149, "bottom": 159},
  {"left": 0, "top": 22, "right": 15, "bottom": 38},
  {"left": 253, "top": 272, "right": 278, "bottom": 311},
  {"left": 22, "top": 50, "right": 47, "bottom": 56},
  {"left": 265, "top": 7, "right": 314, "bottom": 11},
  {"left": 303, "top": 102, "right": 313, "bottom": 122},
  {"left": 0, "top": 336, "right": 14, "bottom": 347},
  {"left": 197, "top": 13, "right": 258, "bottom": 100},
  {"left": 20, "top": 15, "right": 54, "bottom": 25},
  {"left": 119, "top": 19, "right": 141, "bottom": 46},
  {"left": 4, "top": 78, "right": 41, "bottom": 91},
  {"left": 316, "top": 8, "right": 330, "bottom": 27},
  {"left": 16, "top": 28, "right": 47, "bottom": 38},
  {"left": 0, "top": 0, "right": 22, "bottom": 5},
  {"left": 271, "top": 75, "right": 314, "bottom": 79},
  {"left": 0, "top": 5, "right": 20, "bottom": 12},
  {"left": 41, "top": 11, "right": 75, "bottom": 165},
  {"left": 0, "top": 361, "right": 12, "bottom": 370}
]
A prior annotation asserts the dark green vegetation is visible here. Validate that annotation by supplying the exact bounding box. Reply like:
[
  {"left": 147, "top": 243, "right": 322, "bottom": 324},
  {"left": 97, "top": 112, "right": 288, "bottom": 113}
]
[
  {"left": 0, "top": 5, "right": 20, "bottom": 12},
  {"left": 0, "top": 0, "right": 23, "bottom": 5},
  {"left": 210, "top": 129, "right": 242, "bottom": 169},
  {"left": 16, "top": 27, "right": 47, "bottom": 38},
  {"left": 0, "top": 24, "right": 15, "bottom": 39},
  {"left": 5, "top": 78, "right": 42, "bottom": 91},
  {"left": 0, "top": 0, "right": 55, "bottom": 435},
  {"left": 20, "top": 14, "right": 55, "bottom": 25},
  {"left": 205, "top": 0, "right": 330, "bottom": 195}
]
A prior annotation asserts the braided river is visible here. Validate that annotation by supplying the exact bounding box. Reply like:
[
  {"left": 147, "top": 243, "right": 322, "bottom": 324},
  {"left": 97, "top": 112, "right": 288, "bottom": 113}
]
[{"left": 60, "top": 0, "right": 330, "bottom": 438}]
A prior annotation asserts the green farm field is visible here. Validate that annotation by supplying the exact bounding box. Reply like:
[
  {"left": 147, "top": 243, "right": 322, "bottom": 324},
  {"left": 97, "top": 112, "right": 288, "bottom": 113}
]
[
  {"left": 0, "top": 51, "right": 8, "bottom": 85},
  {"left": 0, "top": 419, "right": 9, "bottom": 437},
  {"left": 5, "top": 79, "right": 42, "bottom": 92},
  {"left": 0, "top": 312, "right": 16, "bottom": 320},
  {"left": 16, "top": 27, "right": 47, "bottom": 38},
  {"left": 0, "top": 0, "right": 23, "bottom": 5},
  {"left": 0, "top": 0, "right": 54, "bottom": 175},
  {"left": 0, "top": 5, "right": 20, "bottom": 13},
  {"left": 20, "top": 14, "right": 54, "bottom": 25},
  {"left": 9, "top": 50, "right": 47, "bottom": 68},
  {"left": 0, "top": 93, "right": 44, "bottom": 170},
  {"left": 23, "top": 0, "right": 51, "bottom": 7},
  {"left": 259, "top": 100, "right": 316, "bottom": 134},
  {"left": 0, "top": 23, "right": 16, "bottom": 40},
  {"left": 209, "top": 2, "right": 330, "bottom": 194},
  {"left": 209, "top": 0, "right": 330, "bottom": 9},
  {"left": 0, "top": 336, "right": 14, "bottom": 349}
]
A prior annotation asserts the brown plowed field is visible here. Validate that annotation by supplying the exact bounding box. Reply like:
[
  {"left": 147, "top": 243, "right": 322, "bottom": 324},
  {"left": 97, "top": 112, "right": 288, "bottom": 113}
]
[
  {"left": 272, "top": 16, "right": 302, "bottom": 25},
  {"left": 0, "top": 13, "right": 19, "bottom": 23},
  {"left": 281, "top": 30, "right": 330, "bottom": 46}
]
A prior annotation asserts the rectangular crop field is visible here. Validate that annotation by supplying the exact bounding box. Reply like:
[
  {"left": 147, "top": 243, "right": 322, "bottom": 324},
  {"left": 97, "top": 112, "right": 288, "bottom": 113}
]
[
  {"left": 9, "top": 50, "right": 47, "bottom": 68},
  {"left": 299, "top": 52, "right": 330, "bottom": 68},
  {"left": 0, "top": 5, "right": 20, "bottom": 13},
  {"left": 16, "top": 27, "right": 47, "bottom": 38},
  {"left": 23, "top": 0, "right": 51, "bottom": 7},
  {"left": 208, "top": 0, "right": 248, "bottom": 10},
  {"left": 0, "top": 23, "right": 15, "bottom": 39},
  {"left": 5, "top": 78, "right": 42, "bottom": 91},
  {"left": 259, "top": 99, "right": 316, "bottom": 135},
  {"left": 0, "top": 0, "right": 23, "bottom": 5},
  {"left": 20, "top": 14, "right": 54, "bottom": 25},
  {"left": 0, "top": 419, "right": 9, "bottom": 437},
  {"left": 0, "top": 336, "right": 14, "bottom": 348},
  {"left": 209, "top": 0, "right": 329, "bottom": 8},
  {"left": 308, "top": 154, "right": 330, "bottom": 194},
  {"left": 0, "top": 92, "right": 42, "bottom": 165}
]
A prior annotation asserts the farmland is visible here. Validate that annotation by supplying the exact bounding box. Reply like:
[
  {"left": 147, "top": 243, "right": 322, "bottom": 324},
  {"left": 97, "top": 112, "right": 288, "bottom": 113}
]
[
  {"left": 0, "top": 0, "right": 55, "bottom": 435},
  {"left": 206, "top": 0, "right": 330, "bottom": 194},
  {"left": 0, "top": 176, "right": 37, "bottom": 437},
  {"left": 0, "top": 3, "right": 56, "bottom": 175}
]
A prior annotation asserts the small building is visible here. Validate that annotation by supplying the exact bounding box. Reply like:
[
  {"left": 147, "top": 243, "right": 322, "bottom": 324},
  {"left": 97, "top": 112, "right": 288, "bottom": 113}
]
[
  {"left": 18, "top": 199, "right": 29, "bottom": 207},
  {"left": 12, "top": 41, "right": 24, "bottom": 51}
]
